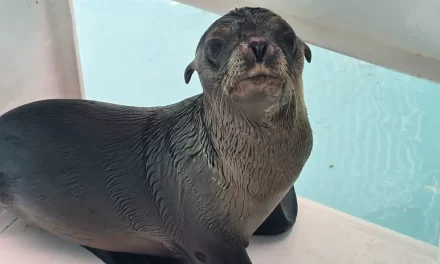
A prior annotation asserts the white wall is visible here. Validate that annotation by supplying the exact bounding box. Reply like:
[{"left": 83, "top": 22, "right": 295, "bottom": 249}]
[{"left": 0, "top": 0, "right": 84, "bottom": 115}]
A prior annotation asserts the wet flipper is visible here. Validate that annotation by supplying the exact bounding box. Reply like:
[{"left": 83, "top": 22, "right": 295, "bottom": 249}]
[
  {"left": 182, "top": 241, "right": 252, "bottom": 264},
  {"left": 82, "top": 246, "right": 185, "bottom": 264},
  {"left": 82, "top": 244, "right": 251, "bottom": 264},
  {"left": 253, "top": 185, "right": 298, "bottom": 236}
]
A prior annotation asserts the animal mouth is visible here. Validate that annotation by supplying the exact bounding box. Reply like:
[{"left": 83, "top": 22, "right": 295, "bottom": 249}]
[
  {"left": 242, "top": 73, "right": 280, "bottom": 81},
  {"left": 229, "top": 71, "right": 284, "bottom": 100},
  {"left": 239, "top": 67, "right": 282, "bottom": 81}
]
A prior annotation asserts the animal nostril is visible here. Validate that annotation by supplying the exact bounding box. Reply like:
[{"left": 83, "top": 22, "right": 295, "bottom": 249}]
[{"left": 249, "top": 41, "right": 268, "bottom": 63}]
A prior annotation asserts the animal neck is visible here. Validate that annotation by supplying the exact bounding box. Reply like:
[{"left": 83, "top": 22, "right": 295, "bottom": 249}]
[{"left": 200, "top": 93, "right": 312, "bottom": 200}]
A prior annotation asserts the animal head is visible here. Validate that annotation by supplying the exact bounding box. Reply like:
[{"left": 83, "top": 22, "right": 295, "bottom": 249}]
[{"left": 184, "top": 7, "right": 312, "bottom": 120}]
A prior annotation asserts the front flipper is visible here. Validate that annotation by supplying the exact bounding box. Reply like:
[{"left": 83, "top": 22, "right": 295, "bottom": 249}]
[
  {"left": 253, "top": 185, "right": 298, "bottom": 236},
  {"left": 83, "top": 242, "right": 252, "bottom": 264},
  {"left": 82, "top": 246, "right": 185, "bottom": 264},
  {"left": 184, "top": 243, "right": 252, "bottom": 264}
]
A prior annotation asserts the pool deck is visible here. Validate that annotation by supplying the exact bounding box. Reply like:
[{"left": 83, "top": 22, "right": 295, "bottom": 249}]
[{"left": 0, "top": 197, "right": 437, "bottom": 264}]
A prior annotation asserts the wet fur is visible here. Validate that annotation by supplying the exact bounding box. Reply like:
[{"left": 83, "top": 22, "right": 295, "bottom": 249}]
[{"left": 0, "top": 7, "right": 312, "bottom": 264}]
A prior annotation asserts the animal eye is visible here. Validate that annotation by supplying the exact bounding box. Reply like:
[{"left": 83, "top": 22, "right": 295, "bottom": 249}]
[
  {"left": 283, "top": 31, "right": 296, "bottom": 46},
  {"left": 206, "top": 38, "right": 223, "bottom": 58}
]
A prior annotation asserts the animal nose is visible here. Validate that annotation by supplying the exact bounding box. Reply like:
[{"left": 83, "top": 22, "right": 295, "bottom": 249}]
[{"left": 249, "top": 40, "right": 268, "bottom": 63}]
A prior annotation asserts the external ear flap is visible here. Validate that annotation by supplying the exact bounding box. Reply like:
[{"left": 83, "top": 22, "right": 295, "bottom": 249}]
[
  {"left": 184, "top": 61, "right": 195, "bottom": 84},
  {"left": 303, "top": 43, "right": 312, "bottom": 63}
]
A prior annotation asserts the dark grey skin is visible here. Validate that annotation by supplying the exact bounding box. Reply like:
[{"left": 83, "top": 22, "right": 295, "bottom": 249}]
[{"left": 0, "top": 7, "right": 312, "bottom": 264}]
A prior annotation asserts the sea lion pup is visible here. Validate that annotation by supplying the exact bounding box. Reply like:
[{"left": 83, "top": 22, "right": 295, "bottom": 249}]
[{"left": 0, "top": 6, "right": 312, "bottom": 264}]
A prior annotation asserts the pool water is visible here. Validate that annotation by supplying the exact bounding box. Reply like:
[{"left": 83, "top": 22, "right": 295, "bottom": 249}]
[{"left": 74, "top": 0, "right": 440, "bottom": 246}]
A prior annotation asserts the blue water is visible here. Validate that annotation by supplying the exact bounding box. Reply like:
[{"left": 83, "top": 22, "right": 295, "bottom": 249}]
[{"left": 74, "top": 0, "right": 440, "bottom": 246}]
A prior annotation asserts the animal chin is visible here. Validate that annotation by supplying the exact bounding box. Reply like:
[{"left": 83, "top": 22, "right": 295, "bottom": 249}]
[{"left": 230, "top": 75, "right": 283, "bottom": 100}]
